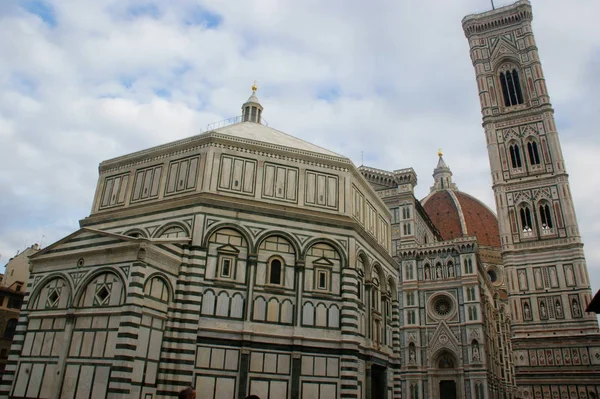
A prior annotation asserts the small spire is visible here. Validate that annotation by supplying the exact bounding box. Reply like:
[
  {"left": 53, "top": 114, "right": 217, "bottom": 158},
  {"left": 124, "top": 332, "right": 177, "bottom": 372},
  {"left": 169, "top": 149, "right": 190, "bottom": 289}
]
[
  {"left": 438, "top": 148, "right": 443, "bottom": 157},
  {"left": 252, "top": 80, "right": 258, "bottom": 93}
]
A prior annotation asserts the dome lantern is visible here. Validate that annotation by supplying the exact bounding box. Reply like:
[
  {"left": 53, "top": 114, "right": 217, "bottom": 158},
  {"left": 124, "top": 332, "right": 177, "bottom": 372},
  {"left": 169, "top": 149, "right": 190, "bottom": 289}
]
[
  {"left": 242, "top": 81, "right": 263, "bottom": 123},
  {"left": 430, "top": 150, "right": 458, "bottom": 193}
]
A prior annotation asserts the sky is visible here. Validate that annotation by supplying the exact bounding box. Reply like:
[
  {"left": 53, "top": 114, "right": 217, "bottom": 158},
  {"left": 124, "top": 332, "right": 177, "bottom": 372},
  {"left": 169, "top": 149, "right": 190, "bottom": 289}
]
[{"left": 0, "top": 0, "right": 599, "bottom": 297}]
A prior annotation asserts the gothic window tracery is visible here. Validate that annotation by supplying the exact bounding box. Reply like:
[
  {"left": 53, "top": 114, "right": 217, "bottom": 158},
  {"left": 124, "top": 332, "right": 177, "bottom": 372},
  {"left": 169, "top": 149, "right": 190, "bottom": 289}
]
[
  {"left": 499, "top": 64, "right": 524, "bottom": 107},
  {"left": 527, "top": 140, "right": 541, "bottom": 165},
  {"left": 509, "top": 143, "right": 523, "bottom": 169},
  {"left": 407, "top": 310, "right": 416, "bottom": 324},
  {"left": 464, "top": 258, "right": 474, "bottom": 274},
  {"left": 538, "top": 203, "right": 553, "bottom": 230},
  {"left": 410, "top": 382, "right": 419, "bottom": 399},
  {"left": 407, "top": 291, "right": 415, "bottom": 306},
  {"left": 519, "top": 205, "right": 533, "bottom": 231}
]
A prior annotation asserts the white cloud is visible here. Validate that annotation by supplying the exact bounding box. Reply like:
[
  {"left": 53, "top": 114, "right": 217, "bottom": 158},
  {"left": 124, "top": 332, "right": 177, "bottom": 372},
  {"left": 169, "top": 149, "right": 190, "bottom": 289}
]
[{"left": 1, "top": 0, "right": 599, "bottom": 299}]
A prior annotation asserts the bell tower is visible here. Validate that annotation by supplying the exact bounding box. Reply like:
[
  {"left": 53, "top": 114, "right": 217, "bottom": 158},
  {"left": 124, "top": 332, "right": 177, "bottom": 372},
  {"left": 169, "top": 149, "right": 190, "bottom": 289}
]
[{"left": 463, "top": 0, "right": 600, "bottom": 393}]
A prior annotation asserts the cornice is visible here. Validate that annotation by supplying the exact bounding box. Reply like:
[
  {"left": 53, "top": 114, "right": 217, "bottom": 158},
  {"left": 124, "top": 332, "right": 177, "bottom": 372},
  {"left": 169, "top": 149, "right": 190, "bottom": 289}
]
[
  {"left": 80, "top": 191, "right": 397, "bottom": 266},
  {"left": 462, "top": 1, "right": 532, "bottom": 37},
  {"left": 482, "top": 105, "right": 554, "bottom": 126}
]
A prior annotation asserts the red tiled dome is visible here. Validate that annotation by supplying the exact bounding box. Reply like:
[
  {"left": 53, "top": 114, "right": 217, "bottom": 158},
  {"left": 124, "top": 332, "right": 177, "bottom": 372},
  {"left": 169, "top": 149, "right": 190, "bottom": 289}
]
[{"left": 422, "top": 190, "right": 501, "bottom": 248}]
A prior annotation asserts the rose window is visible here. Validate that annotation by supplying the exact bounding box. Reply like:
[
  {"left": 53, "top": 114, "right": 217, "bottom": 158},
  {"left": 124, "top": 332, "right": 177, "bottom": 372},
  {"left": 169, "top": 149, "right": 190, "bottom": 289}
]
[{"left": 433, "top": 296, "right": 453, "bottom": 317}]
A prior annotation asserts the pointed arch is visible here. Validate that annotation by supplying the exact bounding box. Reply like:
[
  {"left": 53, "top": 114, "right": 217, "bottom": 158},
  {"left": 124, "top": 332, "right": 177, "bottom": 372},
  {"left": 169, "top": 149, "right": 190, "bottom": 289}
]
[
  {"left": 526, "top": 139, "right": 541, "bottom": 165},
  {"left": 537, "top": 200, "right": 554, "bottom": 229},
  {"left": 508, "top": 141, "right": 523, "bottom": 169},
  {"left": 432, "top": 348, "right": 458, "bottom": 369}
]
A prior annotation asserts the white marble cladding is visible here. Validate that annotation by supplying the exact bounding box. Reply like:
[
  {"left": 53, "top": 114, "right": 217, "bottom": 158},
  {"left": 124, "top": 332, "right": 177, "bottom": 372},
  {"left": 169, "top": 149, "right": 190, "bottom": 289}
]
[{"left": 92, "top": 137, "right": 391, "bottom": 251}]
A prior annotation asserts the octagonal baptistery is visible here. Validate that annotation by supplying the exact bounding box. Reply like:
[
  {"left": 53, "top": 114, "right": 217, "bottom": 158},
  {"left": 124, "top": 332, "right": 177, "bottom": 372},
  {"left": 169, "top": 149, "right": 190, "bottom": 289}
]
[
  {"left": 6, "top": 88, "right": 402, "bottom": 399},
  {"left": 421, "top": 154, "right": 504, "bottom": 286}
]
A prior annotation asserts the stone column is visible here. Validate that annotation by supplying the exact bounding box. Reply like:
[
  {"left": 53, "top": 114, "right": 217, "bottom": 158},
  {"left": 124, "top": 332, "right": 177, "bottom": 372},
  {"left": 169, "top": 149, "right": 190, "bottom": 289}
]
[
  {"left": 245, "top": 254, "right": 258, "bottom": 321},
  {"left": 294, "top": 260, "right": 305, "bottom": 326}
]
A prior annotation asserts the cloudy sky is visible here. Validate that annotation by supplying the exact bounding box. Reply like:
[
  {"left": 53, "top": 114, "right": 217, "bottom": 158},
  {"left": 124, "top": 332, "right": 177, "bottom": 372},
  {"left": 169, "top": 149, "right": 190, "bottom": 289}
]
[{"left": 1, "top": 0, "right": 599, "bottom": 295}]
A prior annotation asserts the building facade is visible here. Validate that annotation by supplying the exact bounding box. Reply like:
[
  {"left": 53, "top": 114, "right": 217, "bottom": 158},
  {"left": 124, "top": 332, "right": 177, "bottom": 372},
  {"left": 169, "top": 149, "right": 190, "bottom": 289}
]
[
  {"left": 0, "top": 245, "right": 37, "bottom": 379},
  {"left": 1, "top": 92, "right": 404, "bottom": 399},
  {"left": 462, "top": 1, "right": 600, "bottom": 397},
  {"left": 1, "top": 1, "right": 599, "bottom": 399}
]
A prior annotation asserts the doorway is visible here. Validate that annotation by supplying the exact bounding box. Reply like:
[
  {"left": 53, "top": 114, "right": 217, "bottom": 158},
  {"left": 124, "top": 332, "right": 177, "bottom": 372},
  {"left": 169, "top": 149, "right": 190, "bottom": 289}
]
[
  {"left": 370, "top": 364, "right": 386, "bottom": 399},
  {"left": 439, "top": 380, "right": 456, "bottom": 399}
]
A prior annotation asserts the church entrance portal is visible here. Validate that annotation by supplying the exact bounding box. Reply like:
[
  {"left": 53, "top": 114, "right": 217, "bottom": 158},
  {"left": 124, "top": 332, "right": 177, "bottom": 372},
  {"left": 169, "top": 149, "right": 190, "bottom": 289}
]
[
  {"left": 370, "top": 364, "right": 386, "bottom": 399},
  {"left": 439, "top": 380, "right": 456, "bottom": 399}
]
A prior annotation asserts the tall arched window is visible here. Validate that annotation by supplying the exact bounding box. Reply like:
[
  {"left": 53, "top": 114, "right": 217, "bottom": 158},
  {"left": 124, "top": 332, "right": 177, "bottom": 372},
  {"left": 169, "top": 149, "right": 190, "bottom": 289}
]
[
  {"left": 464, "top": 258, "right": 473, "bottom": 274},
  {"left": 509, "top": 144, "right": 522, "bottom": 168},
  {"left": 539, "top": 204, "right": 553, "bottom": 229},
  {"left": 527, "top": 141, "right": 541, "bottom": 165},
  {"left": 499, "top": 65, "right": 524, "bottom": 107},
  {"left": 519, "top": 206, "right": 533, "bottom": 230},
  {"left": 268, "top": 258, "right": 283, "bottom": 285}
]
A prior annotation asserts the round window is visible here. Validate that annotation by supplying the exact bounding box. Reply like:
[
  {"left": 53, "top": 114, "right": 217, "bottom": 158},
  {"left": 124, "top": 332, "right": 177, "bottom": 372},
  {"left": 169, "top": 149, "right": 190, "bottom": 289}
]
[
  {"left": 433, "top": 295, "right": 453, "bottom": 317},
  {"left": 487, "top": 269, "right": 497, "bottom": 283}
]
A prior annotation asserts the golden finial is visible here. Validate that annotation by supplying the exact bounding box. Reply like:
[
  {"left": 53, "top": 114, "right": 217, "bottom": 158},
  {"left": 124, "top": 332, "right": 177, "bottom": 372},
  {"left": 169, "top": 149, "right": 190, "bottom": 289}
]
[
  {"left": 252, "top": 80, "right": 258, "bottom": 93},
  {"left": 438, "top": 148, "right": 443, "bottom": 157}
]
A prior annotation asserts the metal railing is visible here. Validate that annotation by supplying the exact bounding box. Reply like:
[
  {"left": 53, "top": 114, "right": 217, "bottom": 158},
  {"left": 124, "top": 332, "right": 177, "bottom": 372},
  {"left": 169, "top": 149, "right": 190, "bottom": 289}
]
[{"left": 204, "top": 115, "right": 269, "bottom": 132}]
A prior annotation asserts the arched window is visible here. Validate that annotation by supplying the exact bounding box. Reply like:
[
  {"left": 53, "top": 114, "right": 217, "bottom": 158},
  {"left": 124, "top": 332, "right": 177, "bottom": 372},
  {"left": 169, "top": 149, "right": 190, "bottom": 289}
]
[
  {"left": 527, "top": 141, "right": 541, "bottom": 165},
  {"left": 519, "top": 206, "right": 533, "bottom": 230},
  {"left": 464, "top": 259, "right": 473, "bottom": 274},
  {"left": 268, "top": 258, "right": 283, "bottom": 285},
  {"left": 410, "top": 383, "right": 419, "bottom": 399},
  {"left": 475, "top": 382, "right": 485, "bottom": 399},
  {"left": 499, "top": 66, "right": 524, "bottom": 107},
  {"left": 539, "top": 204, "right": 553, "bottom": 229},
  {"left": 407, "top": 310, "right": 416, "bottom": 324},
  {"left": 509, "top": 144, "right": 522, "bottom": 168},
  {"left": 3, "top": 319, "right": 17, "bottom": 340},
  {"left": 406, "top": 292, "right": 415, "bottom": 306},
  {"left": 467, "top": 287, "right": 476, "bottom": 301}
]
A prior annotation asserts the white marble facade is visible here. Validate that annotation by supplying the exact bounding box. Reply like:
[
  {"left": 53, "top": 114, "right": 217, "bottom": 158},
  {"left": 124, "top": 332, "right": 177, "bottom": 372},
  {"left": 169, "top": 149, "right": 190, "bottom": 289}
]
[{"left": 2, "top": 1, "right": 600, "bottom": 399}]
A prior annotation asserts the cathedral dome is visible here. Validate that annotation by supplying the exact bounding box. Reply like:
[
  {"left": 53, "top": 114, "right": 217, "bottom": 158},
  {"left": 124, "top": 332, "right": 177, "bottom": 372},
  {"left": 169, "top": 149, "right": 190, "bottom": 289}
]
[{"left": 421, "top": 153, "right": 501, "bottom": 248}]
